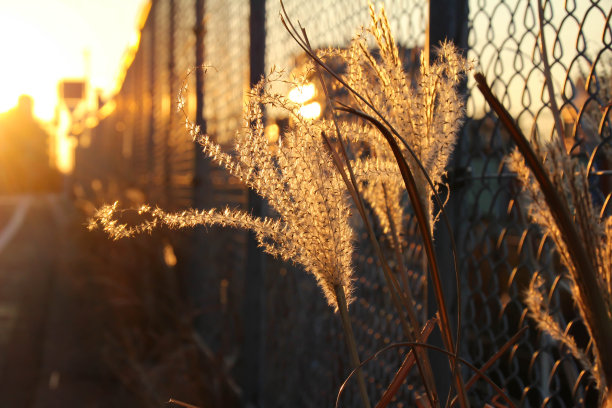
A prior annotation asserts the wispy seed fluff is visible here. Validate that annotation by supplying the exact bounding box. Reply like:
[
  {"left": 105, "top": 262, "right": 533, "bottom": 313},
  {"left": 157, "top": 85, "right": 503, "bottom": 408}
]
[
  {"left": 319, "top": 3, "right": 469, "bottom": 244},
  {"left": 508, "top": 139, "right": 611, "bottom": 391},
  {"left": 89, "top": 73, "right": 355, "bottom": 310}
]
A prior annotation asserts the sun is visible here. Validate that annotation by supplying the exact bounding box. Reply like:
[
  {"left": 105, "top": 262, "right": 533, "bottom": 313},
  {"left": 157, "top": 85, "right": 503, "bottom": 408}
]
[
  {"left": 0, "top": 16, "right": 51, "bottom": 119},
  {"left": 0, "top": 3, "right": 91, "bottom": 122}
]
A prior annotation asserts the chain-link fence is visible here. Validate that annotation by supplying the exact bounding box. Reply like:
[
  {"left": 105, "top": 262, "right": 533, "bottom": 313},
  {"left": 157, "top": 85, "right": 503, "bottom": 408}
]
[
  {"left": 73, "top": 0, "right": 611, "bottom": 406},
  {"left": 457, "top": 1, "right": 611, "bottom": 406}
]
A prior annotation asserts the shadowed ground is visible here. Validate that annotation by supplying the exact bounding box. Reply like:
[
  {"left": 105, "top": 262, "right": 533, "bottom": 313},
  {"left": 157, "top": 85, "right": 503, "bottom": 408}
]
[{"left": 0, "top": 194, "right": 138, "bottom": 407}]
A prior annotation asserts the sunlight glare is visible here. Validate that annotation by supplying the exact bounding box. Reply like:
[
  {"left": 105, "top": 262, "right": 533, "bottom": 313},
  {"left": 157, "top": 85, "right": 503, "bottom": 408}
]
[
  {"left": 0, "top": 4, "right": 93, "bottom": 121},
  {"left": 288, "top": 83, "right": 316, "bottom": 104},
  {"left": 55, "top": 108, "right": 76, "bottom": 174},
  {"left": 298, "top": 102, "right": 322, "bottom": 120}
]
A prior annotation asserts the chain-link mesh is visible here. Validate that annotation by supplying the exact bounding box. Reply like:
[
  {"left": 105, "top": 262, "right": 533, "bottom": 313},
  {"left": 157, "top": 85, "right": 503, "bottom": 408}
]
[
  {"left": 194, "top": 0, "right": 251, "bottom": 356},
  {"left": 126, "top": 33, "right": 151, "bottom": 191},
  {"left": 456, "top": 0, "right": 611, "bottom": 406},
  {"left": 263, "top": 2, "right": 429, "bottom": 407},
  {"left": 167, "top": 0, "right": 197, "bottom": 210},
  {"left": 204, "top": 0, "right": 249, "bottom": 149},
  {"left": 73, "top": 0, "right": 611, "bottom": 406},
  {"left": 266, "top": 0, "right": 426, "bottom": 70}
]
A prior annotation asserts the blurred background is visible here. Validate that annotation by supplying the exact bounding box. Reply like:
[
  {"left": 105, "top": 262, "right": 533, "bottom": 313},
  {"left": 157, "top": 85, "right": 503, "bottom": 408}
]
[{"left": 0, "top": 0, "right": 610, "bottom": 407}]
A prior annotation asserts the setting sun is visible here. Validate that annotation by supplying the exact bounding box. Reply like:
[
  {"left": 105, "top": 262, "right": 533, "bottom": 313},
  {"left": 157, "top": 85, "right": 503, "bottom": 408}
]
[
  {"left": 0, "top": 13, "right": 63, "bottom": 120},
  {"left": 0, "top": 1, "right": 146, "bottom": 121},
  {"left": 0, "top": 0, "right": 147, "bottom": 173},
  {"left": 0, "top": 2, "right": 94, "bottom": 121}
]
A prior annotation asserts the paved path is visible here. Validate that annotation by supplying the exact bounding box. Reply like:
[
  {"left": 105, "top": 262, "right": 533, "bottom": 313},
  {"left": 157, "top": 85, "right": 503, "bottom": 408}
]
[{"left": 0, "top": 194, "right": 138, "bottom": 407}]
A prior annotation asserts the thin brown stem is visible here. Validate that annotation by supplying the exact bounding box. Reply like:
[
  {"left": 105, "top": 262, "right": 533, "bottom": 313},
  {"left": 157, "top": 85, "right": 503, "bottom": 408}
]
[
  {"left": 476, "top": 71, "right": 612, "bottom": 402},
  {"left": 337, "top": 105, "right": 469, "bottom": 407},
  {"left": 280, "top": 7, "right": 464, "bottom": 377},
  {"left": 450, "top": 326, "right": 528, "bottom": 407},
  {"left": 335, "top": 284, "right": 372, "bottom": 408},
  {"left": 321, "top": 132, "right": 439, "bottom": 407},
  {"left": 536, "top": 0, "right": 566, "bottom": 149},
  {"left": 168, "top": 399, "right": 201, "bottom": 408},
  {"left": 293, "top": 12, "right": 439, "bottom": 405},
  {"left": 338, "top": 341, "right": 516, "bottom": 408},
  {"left": 383, "top": 187, "right": 439, "bottom": 405},
  {"left": 382, "top": 185, "right": 419, "bottom": 328},
  {"left": 301, "top": 13, "right": 439, "bottom": 401}
]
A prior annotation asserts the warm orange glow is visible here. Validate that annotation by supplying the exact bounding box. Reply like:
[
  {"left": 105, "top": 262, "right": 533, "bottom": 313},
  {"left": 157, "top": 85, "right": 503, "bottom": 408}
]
[
  {"left": 265, "top": 124, "right": 280, "bottom": 144},
  {"left": 85, "top": 116, "right": 99, "bottom": 129},
  {"left": 55, "top": 109, "right": 76, "bottom": 174},
  {"left": 0, "top": 0, "right": 148, "bottom": 176},
  {"left": 163, "top": 242, "right": 177, "bottom": 267},
  {"left": 0, "top": 13, "right": 62, "bottom": 121},
  {"left": 0, "top": 1, "right": 148, "bottom": 122},
  {"left": 98, "top": 100, "right": 117, "bottom": 120}
]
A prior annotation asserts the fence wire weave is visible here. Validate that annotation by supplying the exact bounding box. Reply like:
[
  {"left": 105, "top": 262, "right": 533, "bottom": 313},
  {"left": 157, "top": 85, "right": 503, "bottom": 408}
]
[
  {"left": 73, "top": 0, "right": 611, "bottom": 406},
  {"left": 458, "top": 0, "right": 611, "bottom": 406}
]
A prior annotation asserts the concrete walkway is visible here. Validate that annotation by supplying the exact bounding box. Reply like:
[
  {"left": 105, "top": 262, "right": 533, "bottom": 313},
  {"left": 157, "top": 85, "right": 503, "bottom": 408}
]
[{"left": 0, "top": 195, "right": 138, "bottom": 407}]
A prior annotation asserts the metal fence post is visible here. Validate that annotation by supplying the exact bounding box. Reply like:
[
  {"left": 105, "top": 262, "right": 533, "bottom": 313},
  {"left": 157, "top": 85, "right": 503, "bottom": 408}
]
[
  {"left": 187, "top": 0, "right": 215, "bottom": 338},
  {"left": 193, "top": 0, "right": 209, "bottom": 210},
  {"left": 147, "top": 3, "right": 156, "bottom": 198},
  {"left": 427, "top": 0, "right": 469, "bottom": 399},
  {"left": 242, "top": 1, "right": 266, "bottom": 406},
  {"left": 163, "top": 0, "right": 176, "bottom": 206},
  {"left": 427, "top": 0, "right": 468, "bottom": 60}
]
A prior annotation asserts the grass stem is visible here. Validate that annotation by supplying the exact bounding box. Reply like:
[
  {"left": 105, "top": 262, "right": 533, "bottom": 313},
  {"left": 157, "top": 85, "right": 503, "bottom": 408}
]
[{"left": 334, "top": 284, "right": 372, "bottom": 408}]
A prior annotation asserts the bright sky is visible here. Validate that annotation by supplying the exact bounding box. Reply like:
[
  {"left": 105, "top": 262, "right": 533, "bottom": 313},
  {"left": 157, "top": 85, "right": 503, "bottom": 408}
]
[{"left": 0, "top": 0, "right": 148, "bottom": 122}]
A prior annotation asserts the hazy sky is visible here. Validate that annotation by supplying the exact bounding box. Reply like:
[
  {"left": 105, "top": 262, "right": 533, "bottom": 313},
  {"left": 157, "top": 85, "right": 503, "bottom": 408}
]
[{"left": 0, "top": 0, "right": 148, "bottom": 121}]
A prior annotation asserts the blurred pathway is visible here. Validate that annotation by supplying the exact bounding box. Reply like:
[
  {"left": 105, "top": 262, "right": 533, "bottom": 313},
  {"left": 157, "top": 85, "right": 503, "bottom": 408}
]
[
  {"left": 0, "top": 194, "right": 138, "bottom": 408},
  {"left": 0, "top": 195, "right": 32, "bottom": 255}
]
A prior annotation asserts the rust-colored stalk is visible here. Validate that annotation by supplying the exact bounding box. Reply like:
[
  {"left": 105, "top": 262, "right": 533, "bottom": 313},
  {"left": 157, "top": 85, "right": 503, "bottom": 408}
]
[
  {"left": 337, "top": 105, "right": 468, "bottom": 407},
  {"left": 475, "top": 71, "right": 612, "bottom": 404}
]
